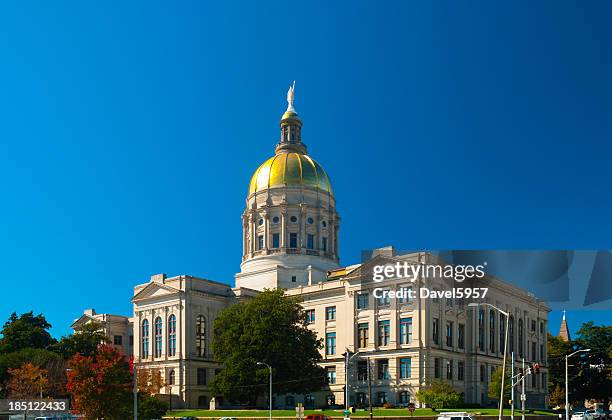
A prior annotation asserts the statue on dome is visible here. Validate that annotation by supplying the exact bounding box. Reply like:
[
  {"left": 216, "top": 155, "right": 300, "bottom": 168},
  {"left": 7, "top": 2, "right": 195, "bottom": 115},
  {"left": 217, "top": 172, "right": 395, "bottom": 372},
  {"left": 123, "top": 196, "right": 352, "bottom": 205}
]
[{"left": 286, "top": 80, "right": 296, "bottom": 112}]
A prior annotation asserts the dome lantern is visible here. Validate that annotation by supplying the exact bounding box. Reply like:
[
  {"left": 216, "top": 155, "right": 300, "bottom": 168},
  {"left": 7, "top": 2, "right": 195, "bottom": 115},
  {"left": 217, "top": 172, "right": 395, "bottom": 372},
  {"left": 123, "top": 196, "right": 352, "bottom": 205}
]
[{"left": 276, "top": 81, "right": 307, "bottom": 155}]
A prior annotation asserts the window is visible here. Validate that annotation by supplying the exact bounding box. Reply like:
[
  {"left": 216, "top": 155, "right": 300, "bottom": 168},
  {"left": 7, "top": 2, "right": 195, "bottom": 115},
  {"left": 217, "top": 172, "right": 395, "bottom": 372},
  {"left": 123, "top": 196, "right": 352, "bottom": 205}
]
[
  {"left": 197, "top": 368, "right": 207, "bottom": 385},
  {"left": 322, "top": 220, "right": 327, "bottom": 228},
  {"left": 129, "top": 335, "right": 134, "bottom": 346},
  {"left": 272, "top": 233, "right": 280, "bottom": 248},
  {"left": 325, "top": 306, "right": 336, "bottom": 321},
  {"left": 168, "top": 369, "right": 175, "bottom": 385},
  {"left": 377, "top": 359, "right": 390, "bottom": 380},
  {"left": 434, "top": 358, "right": 440, "bottom": 378},
  {"left": 478, "top": 309, "right": 485, "bottom": 351},
  {"left": 480, "top": 364, "right": 485, "bottom": 382},
  {"left": 307, "top": 234, "right": 314, "bottom": 249},
  {"left": 433, "top": 318, "right": 440, "bottom": 345},
  {"left": 500, "top": 314, "right": 506, "bottom": 354},
  {"left": 304, "top": 395, "right": 315, "bottom": 408},
  {"left": 154, "top": 317, "right": 163, "bottom": 357},
  {"left": 272, "top": 216, "right": 280, "bottom": 224},
  {"left": 168, "top": 314, "right": 176, "bottom": 357},
  {"left": 326, "top": 394, "right": 335, "bottom": 406},
  {"left": 446, "top": 360, "right": 453, "bottom": 380},
  {"left": 540, "top": 321, "right": 544, "bottom": 335},
  {"left": 458, "top": 324, "right": 465, "bottom": 349},
  {"left": 399, "top": 357, "right": 411, "bottom": 379},
  {"left": 458, "top": 361, "right": 465, "bottom": 381},
  {"left": 490, "top": 310, "right": 496, "bottom": 352},
  {"left": 306, "top": 309, "right": 315, "bottom": 323},
  {"left": 540, "top": 343, "right": 544, "bottom": 362},
  {"left": 542, "top": 373, "right": 548, "bottom": 390},
  {"left": 446, "top": 321, "right": 454, "bottom": 347},
  {"left": 289, "top": 232, "right": 298, "bottom": 248},
  {"left": 358, "top": 323, "right": 369, "bottom": 348},
  {"left": 398, "top": 286, "right": 413, "bottom": 304},
  {"left": 378, "top": 320, "right": 390, "bottom": 346},
  {"left": 509, "top": 316, "right": 515, "bottom": 353},
  {"left": 141, "top": 319, "right": 149, "bottom": 358},
  {"left": 357, "top": 293, "right": 369, "bottom": 309},
  {"left": 326, "top": 332, "right": 336, "bottom": 355},
  {"left": 531, "top": 319, "right": 536, "bottom": 332},
  {"left": 196, "top": 315, "right": 206, "bottom": 358},
  {"left": 377, "top": 291, "right": 390, "bottom": 307},
  {"left": 307, "top": 217, "right": 314, "bottom": 224},
  {"left": 326, "top": 367, "right": 336, "bottom": 384},
  {"left": 400, "top": 317, "right": 412, "bottom": 344},
  {"left": 114, "top": 335, "right": 122, "bottom": 346},
  {"left": 532, "top": 342, "right": 536, "bottom": 361},
  {"left": 290, "top": 216, "right": 297, "bottom": 223},
  {"left": 399, "top": 391, "right": 410, "bottom": 404},
  {"left": 357, "top": 361, "right": 368, "bottom": 381},
  {"left": 518, "top": 319, "right": 524, "bottom": 358},
  {"left": 531, "top": 373, "right": 536, "bottom": 388},
  {"left": 322, "top": 237, "right": 328, "bottom": 252},
  {"left": 257, "top": 235, "right": 264, "bottom": 250},
  {"left": 377, "top": 392, "right": 388, "bottom": 405},
  {"left": 258, "top": 218, "right": 264, "bottom": 226},
  {"left": 291, "top": 275, "right": 297, "bottom": 283},
  {"left": 446, "top": 296, "right": 453, "bottom": 307}
]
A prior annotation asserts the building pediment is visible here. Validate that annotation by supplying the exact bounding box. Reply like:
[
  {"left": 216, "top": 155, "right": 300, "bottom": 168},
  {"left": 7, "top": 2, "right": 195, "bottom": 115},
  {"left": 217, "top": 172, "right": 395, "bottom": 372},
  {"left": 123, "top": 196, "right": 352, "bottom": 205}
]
[
  {"left": 132, "top": 281, "right": 182, "bottom": 303},
  {"left": 70, "top": 313, "right": 99, "bottom": 329}
]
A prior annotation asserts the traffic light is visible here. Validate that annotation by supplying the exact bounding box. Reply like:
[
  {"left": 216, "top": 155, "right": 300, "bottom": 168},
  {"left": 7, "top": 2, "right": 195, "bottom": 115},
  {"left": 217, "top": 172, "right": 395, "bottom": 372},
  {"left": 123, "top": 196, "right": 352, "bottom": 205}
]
[{"left": 532, "top": 363, "right": 541, "bottom": 374}]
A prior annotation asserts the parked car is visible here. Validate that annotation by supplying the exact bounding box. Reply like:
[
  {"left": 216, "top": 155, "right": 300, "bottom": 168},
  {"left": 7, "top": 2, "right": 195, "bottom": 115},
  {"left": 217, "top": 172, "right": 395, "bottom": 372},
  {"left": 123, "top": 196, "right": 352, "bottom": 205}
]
[
  {"left": 179, "top": 417, "right": 199, "bottom": 420},
  {"left": 220, "top": 417, "right": 237, "bottom": 420},
  {"left": 305, "top": 415, "right": 333, "bottom": 420},
  {"left": 572, "top": 412, "right": 586, "bottom": 420},
  {"left": 436, "top": 412, "right": 474, "bottom": 420}
]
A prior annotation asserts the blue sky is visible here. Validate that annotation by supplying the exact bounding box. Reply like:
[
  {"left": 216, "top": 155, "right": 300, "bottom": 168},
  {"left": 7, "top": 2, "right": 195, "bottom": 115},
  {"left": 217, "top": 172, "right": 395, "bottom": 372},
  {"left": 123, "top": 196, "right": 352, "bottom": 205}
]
[{"left": 0, "top": 1, "right": 611, "bottom": 338}]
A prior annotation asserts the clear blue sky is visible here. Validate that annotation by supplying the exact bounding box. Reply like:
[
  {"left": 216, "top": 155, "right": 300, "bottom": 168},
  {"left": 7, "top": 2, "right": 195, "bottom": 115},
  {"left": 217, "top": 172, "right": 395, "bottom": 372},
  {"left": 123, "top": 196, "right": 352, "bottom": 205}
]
[{"left": 1, "top": 1, "right": 610, "bottom": 338}]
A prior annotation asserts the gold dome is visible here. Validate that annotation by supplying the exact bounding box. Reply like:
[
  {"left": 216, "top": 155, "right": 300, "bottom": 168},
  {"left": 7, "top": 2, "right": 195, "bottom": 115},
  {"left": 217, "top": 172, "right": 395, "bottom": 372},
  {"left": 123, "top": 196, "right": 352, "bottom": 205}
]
[{"left": 248, "top": 152, "right": 333, "bottom": 196}]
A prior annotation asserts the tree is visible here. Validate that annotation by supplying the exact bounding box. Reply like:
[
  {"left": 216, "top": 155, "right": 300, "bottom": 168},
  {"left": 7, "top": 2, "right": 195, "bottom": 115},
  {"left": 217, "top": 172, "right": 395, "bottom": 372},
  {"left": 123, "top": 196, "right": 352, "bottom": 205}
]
[
  {"left": 547, "top": 332, "right": 572, "bottom": 399},
  {"left": 6, "top": 362, "right": 49, "bottom": 398},
  {"left": 51, "top": 322, "right": 109, "bottom": 359},
  {"left": 0, "top": 312, "right": 55, "bottom": 353},
  {"left": 549, "top": 384, "right": 565, "bottom": 408},
  {"left": 416, "top": 380, "right": 463, "bottom": 410},
  {"left": 138, "top": 393, "right": 169, "bottom": 419},
  {"left": 209, "top": 289, "right": 326, "bottom": 405},
  {"left": 137, "top": 368, "right": 164, "bottom": 395},
  {"left": 488, "top": 367, "right": 511, "bottom": 402},
  {"left": 66, "top": 344, "right": 132, "bottom": 420},
  {"left": 0, "top": 348, "right": 65, "bottom": 398},
  {"left": 572, "top": 322, "right": 612, "bottom": 404}
]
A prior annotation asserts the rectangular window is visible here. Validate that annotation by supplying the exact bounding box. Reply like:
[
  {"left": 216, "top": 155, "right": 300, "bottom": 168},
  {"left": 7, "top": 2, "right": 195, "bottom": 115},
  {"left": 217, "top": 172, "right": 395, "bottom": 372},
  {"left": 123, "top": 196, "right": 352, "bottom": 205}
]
[
  {"left": 326, "top": 367, "right": 336, "bottom": 384},
  {"left": 357, "top": 293, "right": 369, "bottom": 309},
  {"left": 289, "top": 232, "right": 298, "bottom": 248},
  {"left": 378, "top": 320, "right": 390, "bottom": 346},
  {"left": 377, "top": 359, "right": 390, "bottom": 380},
  {"left": 377, "top": 291, "right": 390, "bottom": 307},
  {"left": 540, "top": 321, "right": 544, "bottom": 335},
  {"left": 446, "top": 321, "right": 454, "bottom": 347},
  {"left": 398, "top": 286, "right": 413, "bottom": 304},
  {"left": 129, "top": 335, "right": 134, "bottom": 346},
  {"left": 458, "top": 361, "right": 465, "bottom": 381},
  {"left": 326, "top": 332, "right": 336, "bottom": 355},
  {"left": 480, "top": 364, "right": 485, "bottom": 382},
  {"left": 458, "top": 324, "right": 465, "bottom": 349},
  {"left": 357, "top": 361, "right": 368, "bottom": 381},
  {"left": 358, "top": 323, "right": 369, "bottom": 348},
  {"left": 307, "top": 234, "right": 314, "bottom": 249},
  {"left": 325, "top": 306, "right": 336, "bottom": 321},
  {"left": 306, "top": 309, "right": 315, "bottom": 323},
  {"left": 540, "top": 343, "right": 544, "bottom": 362},
  {"left": 322, "top": 237, "right": 328, "bottom": 252},
  {"left": 531, "top": 320, "right": 536, "bottom": 332},
  {"left": 400, "top": 317, "right": 412, "bottom": 344},
  {"left": 446, "top": 360, "right": 453, "bottom": 380},
  {"left": 478, "top": 309, "right": 485, "bottom": 351},
  {"left": 434, "top": 358, "right": 440, "bottom": 378},
  {"left": 399, "top": 391, "right": 410, "bottom": 404},
  {"left": 433, "top": 318, "right": 440, "bottom": 345},
  {"left": 272, "top": 233, "right": 280, "bottom": 248},
  {"left": 399, "top": 357, "right": 411, "bottom": 379},
  {"left": 114, "top": 335, "right": 122, "bottom": 345},
  {"left": 532, "top": 342, "right": 536, "bottom": 361},
  {"left": 258, "top": 235, "right": 264, "bottom": 250},
  {"left": 197, "top": 368, "right": 207, "bottom": 385},
  {"left": 542, "top": 373, "right": 547, "bottom": 390}
]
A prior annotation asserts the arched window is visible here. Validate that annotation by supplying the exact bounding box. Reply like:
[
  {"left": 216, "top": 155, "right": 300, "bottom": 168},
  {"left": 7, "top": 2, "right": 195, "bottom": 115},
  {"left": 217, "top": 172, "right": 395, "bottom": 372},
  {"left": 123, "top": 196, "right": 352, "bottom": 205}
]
[
  {"left": 154, "top": 317, "right": 163, "bottom": 357},
  {"left": 141, "top": 319, "right": 149, "bottom": 358},
  {"left": 168, "top": 369, "right": 175, "bottom": 385},
  {"left": 196, "top": 315, "right": 206, "bottom": 357},
  {"left": 168, "top": 314, "right": 176, "bottom": 357},
  {"left": 489, "top": 309, "right": 495, "bottom": 352},
  {"left": 518, "top": 318, "right": 524, "bottom": 358}
]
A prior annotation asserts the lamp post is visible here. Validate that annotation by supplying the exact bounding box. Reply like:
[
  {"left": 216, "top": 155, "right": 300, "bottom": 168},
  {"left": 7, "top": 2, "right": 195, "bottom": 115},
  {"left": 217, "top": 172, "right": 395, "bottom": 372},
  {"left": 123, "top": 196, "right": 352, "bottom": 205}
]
[
  {"left": 257, "top": 362, "right": 272, "bottom": 420},
  {"left": 565, "top": 349, "right": 590, "bottom": 420},
  {"left": 343, "top": 349, "right": 362, "bottom": 412},
  {"left": 469, "top": 303, "right": 509, "bottom": 420}
]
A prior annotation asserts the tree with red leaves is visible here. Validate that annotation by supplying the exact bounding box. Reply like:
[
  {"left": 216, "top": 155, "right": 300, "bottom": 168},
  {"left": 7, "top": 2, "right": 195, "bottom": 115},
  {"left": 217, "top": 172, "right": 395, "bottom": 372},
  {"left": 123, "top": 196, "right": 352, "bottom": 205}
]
[{"left": 66, "top": 344, "right": 132, "bottom": 420}]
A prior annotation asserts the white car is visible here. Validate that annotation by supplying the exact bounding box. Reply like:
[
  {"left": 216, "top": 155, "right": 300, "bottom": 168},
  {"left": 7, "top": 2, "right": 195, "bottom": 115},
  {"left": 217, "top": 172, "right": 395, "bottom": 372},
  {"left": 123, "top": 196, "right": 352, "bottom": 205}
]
[
  {"left": 572, "top": 412, "right": 586, "bottom": 420},
  {"left": 437, "top": 412, "right": 474, "bottom": 420}
]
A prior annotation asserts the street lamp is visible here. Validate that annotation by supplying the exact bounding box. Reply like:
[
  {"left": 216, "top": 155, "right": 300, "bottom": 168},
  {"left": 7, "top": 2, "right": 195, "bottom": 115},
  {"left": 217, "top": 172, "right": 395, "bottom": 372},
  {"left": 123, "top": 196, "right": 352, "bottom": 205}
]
[
  {"left": 468, "top": 302, "right": 509, "bottom": 420},
  {"left": 565, "top": 349, "right": 590, "bottom": 420},
  {"left": 257, "top": 362, "right": 272, "bottom": 420}
]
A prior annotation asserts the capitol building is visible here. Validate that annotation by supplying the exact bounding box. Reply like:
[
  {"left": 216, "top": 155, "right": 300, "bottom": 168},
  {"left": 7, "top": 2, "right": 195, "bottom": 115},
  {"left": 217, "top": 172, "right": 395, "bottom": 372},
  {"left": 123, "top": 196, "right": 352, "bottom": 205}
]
[{"left": 73, "top": 84, "right": 549, "bottom": 410}]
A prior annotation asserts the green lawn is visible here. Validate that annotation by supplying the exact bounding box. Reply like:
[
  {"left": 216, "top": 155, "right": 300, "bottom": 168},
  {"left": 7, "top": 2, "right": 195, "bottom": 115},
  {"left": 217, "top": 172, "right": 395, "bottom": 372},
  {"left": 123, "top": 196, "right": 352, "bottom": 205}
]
[{"left": 166, "top": 408, "right": 556, "bottom": 417}]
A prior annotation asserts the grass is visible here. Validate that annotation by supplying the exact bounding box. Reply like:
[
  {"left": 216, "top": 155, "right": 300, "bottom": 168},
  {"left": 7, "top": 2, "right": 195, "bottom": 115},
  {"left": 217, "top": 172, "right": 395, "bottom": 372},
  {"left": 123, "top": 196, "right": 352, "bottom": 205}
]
[{"left": 166, "top": 408, "right": 556, "bottom": 417}]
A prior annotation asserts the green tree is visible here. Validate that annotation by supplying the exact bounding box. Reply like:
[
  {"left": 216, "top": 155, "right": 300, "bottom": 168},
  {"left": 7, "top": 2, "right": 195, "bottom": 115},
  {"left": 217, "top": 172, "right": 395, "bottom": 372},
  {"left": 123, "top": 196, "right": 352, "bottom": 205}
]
[
  {"left": 138, "top": 393, "right": 169, "bottom": 419},
  {"left": 51, "top": 322, "right": 108, "bottom": 359},
  {"left": 549, "top": 383, "right": 565, "bottom": 408},
  {"left": 416, "top": 380, "right": 463, "bottom": 410},
  {"left": 209, "top": 289, "right": 326, "bottom": 405},
  {"left": 488, "top": 367, "right": 511, "bottom": 402},
  {"left": 572, "top": 322, "right": 612, "bottom": 404},
  {"left": 547, "top": 333, "right": 572, "bottom": 398},
  {"left": 0, "top": 348, "right": 65, "bottom": 398},
  {"left": 0, "top": 312, "right": 55, "bottom": 353}
]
